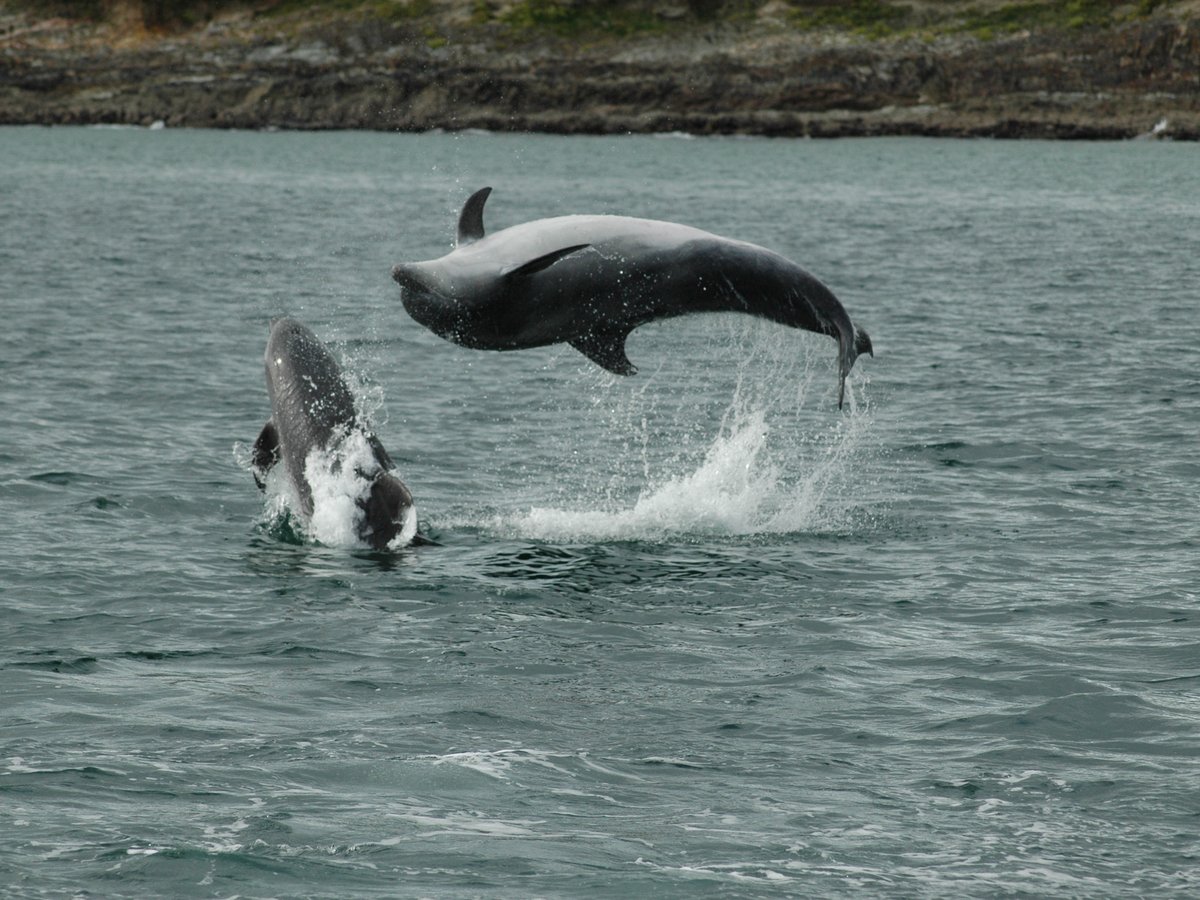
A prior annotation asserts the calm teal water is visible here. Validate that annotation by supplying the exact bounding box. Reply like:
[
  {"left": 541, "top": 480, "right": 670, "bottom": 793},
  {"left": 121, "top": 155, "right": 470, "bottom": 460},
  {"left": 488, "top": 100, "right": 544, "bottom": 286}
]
[{"left": 2, "top": 126, "right": 1199, "bottom": 898}]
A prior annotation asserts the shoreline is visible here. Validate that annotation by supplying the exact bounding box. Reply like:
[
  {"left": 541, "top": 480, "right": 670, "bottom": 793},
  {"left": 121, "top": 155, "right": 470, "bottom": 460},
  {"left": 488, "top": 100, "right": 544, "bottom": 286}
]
[
  {"left": 2, "top": 4, "right": 1198, "bottom": 140},
  {"left": 3, "top": 117, "right": 1181, "bottom": 141}
]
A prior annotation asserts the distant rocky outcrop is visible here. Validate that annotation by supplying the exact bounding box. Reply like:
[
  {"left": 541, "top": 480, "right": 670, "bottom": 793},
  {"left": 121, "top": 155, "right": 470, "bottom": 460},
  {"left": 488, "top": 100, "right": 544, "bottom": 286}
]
[{"left": 1, "top": 1, "right": 1197, "bottom": 138}]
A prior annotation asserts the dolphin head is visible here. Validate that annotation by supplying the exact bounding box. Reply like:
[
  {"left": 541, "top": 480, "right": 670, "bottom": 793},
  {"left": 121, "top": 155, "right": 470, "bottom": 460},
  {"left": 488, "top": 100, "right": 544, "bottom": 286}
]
[
  {"left": 392, "top": 258, "right": 504, "bottom": 349},
  {"left": 356, "top": 472, "right": 416, "bottom": 550},
  {"left": 390, "top": 261, "right": 440, "bottom": 297},
  {"left": 393, "top": 261, "right": 459, "bottom": 336}
]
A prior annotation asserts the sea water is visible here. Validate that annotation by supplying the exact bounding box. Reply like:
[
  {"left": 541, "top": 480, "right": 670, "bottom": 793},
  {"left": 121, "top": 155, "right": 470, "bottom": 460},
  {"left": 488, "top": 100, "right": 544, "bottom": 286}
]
[{"left": 2, "top": 127, "right": 1198, "bottom": 897}]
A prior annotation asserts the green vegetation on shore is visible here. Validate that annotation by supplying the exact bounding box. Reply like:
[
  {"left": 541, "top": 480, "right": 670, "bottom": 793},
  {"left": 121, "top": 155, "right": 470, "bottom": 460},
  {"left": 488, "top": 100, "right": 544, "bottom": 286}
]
[
  {"left": 18, "top": 0, "right": 248, "bottom": 29},
  {"left": 783, "top": 0, "right": 1173, "bottom": 40},
  {"left": 494, "top": 1, "right": 668, "bottom": 38},
  {"left": 6, "top": 0, "right": 1188, "bottom": 40},
  {"left": 956, "top": 0, "right": 1172, "bottom": 38}
]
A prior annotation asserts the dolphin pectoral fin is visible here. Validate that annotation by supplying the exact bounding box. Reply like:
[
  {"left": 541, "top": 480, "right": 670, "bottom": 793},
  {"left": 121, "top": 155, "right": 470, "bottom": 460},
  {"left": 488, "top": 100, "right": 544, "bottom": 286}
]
[
  {"left": 457, "top": 186, "right": 492, "bottom": 246},
  {"left": 251, "top": 421, "right": 280, "bottom": 490},
  {"left": 501, "top": 244, "right": 591, "bottom": 279},
  {"left": 570, "top": 328, "right": 638, "bottom": 376}
]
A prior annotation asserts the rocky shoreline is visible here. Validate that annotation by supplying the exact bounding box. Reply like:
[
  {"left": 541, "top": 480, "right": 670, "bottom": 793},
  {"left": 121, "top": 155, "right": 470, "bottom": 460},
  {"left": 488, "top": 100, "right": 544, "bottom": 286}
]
[{"left": 2, "top": 3, "right": 1198, "bottom": 139}]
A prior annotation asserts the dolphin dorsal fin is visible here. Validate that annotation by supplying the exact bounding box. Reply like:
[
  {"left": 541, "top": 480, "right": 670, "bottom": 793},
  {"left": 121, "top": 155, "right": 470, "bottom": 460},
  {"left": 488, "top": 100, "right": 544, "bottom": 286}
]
[
  {"left": 501, "top": 244, "right": 590, "bottom": 279},
  {"left": 570, "top": 327, "right": 638, "bottom": 377},
  {"left": 457, "top": 187, "right": 493, "bottom": 246}
]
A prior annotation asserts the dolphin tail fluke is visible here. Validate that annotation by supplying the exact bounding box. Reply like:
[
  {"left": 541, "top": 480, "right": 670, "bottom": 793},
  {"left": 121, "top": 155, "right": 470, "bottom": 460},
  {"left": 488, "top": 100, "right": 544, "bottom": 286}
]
[
  {"left": 251, "top": 421, "right": 280, "bottom": 490},
  {"left": 571, "top": 327, "right": 637, "bottom": 376},
  {"left": 855, "top": 326, "right": 873, "bottom": 359},
  {"left": 836, "top": 325, "right": 873, "bottom": 410}
]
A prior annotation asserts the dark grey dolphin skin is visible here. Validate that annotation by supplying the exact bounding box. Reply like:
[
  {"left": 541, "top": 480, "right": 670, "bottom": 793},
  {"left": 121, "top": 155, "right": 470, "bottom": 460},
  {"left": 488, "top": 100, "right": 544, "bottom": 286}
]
[
  {"left": 251, "top": 317, "right": 421, "bottom": 550},
  {"left": 392, "top": 187, "right": 873, "bottom": 407}
]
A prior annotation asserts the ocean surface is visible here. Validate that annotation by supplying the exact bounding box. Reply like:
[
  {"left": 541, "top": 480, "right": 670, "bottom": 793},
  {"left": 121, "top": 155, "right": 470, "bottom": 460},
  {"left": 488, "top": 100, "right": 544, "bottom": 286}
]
[{"left": 2, "top": 126, "right": 1198, "bottom": 898}]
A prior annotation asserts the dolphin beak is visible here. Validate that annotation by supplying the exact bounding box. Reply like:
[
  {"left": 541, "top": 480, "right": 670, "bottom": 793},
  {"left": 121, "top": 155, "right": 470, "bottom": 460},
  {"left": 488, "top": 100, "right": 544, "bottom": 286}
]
[{"left": 391, "top": 264, "right": 425, "bottom": 293}]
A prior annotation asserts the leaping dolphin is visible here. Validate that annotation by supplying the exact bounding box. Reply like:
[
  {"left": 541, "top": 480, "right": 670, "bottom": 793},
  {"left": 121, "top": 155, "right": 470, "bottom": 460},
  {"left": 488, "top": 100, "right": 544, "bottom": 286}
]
[
  {"left": 251, "top": 317, "right": 422, "bottom": 550},
  {"left": 392, "top": 187, "right": 873, "bottom": 407}
]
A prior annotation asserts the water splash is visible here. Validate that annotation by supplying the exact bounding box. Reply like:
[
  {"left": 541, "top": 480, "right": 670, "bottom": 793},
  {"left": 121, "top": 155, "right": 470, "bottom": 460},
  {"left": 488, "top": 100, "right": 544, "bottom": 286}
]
[
  {"left": 240, "top": 428, "right": 417, "bottom": 551},
  {"left": 507, "top": 405, "right": 870, "bottom": 541},
  {"left": 303, "top": 431, "right": 374, "bottom": 548},
  {"left": 501, "top": 318, "right": 877, "bottom": 541}
]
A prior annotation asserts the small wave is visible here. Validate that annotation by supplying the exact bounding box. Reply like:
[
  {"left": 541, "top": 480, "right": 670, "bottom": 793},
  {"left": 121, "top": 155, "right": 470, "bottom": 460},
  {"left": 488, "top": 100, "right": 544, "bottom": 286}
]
[
  {"left": 8, "top": 655, "right": 100, "bottom": 674},
  {"left": 28, "top": 471, "right": 103, "bottom": 486},
  {"left": 639, "top": 756, "right": 707, "bottom": 769},
  {"left": 423, "top": 747, "right": 578, "bottom": 781},
  {"left": 634, "top": 857, "right": 793, "bottom": 884},
  {"left": 3, "top": 761, "right": 125, "bottom": 779},
  {"left": 383, "top": 809, "right": 540, "bottom": 838}
]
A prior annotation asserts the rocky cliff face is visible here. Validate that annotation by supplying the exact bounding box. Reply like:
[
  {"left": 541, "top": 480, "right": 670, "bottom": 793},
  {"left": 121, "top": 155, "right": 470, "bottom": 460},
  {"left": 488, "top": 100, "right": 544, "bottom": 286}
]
[{"left": 2, "top": 2, "right": 1197, "bottom": 138}]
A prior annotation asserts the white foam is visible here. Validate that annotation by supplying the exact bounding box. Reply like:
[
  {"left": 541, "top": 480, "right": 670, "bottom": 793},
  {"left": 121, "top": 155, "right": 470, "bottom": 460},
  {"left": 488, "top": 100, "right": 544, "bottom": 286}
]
[
  {"left": 384, "top": 809, "right": 540, "bottom": 837},
  {"left": 429, "top": 749, "right": 519, "bottom": 781},
  {"left": 426, "top": 748, "right": 577, "bottom": 781},
  {"left": 510, "top": 408, "right": 775, "bottom": 540},
  {"left": 634, "top": 857, "right": 795, "bottom": 884},
  {"left": 305, "top": 430, "right": 418, "bottom": 550},
  {"left": 243, "top": 426, "right": 417, "bottom": 550},
  {"left": 471, "top": 317, "right": 880, "bottom": 542},
  {"left": 390, "top": 503, "right": 419, "bottom": 549},
  {"left": 304, "top": 431, "right": 375, "bottom": 548}
]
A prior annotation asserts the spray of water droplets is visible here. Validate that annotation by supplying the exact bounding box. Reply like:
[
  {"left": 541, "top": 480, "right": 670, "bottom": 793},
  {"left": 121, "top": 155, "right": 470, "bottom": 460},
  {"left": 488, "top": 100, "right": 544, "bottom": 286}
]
[{"left": 500, "top": 317, "right": 879, "bottom": 541}]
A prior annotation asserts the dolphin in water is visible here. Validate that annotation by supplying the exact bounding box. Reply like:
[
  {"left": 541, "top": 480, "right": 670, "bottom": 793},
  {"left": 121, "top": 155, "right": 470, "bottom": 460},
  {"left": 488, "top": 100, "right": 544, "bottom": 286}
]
[
  {"left": 251, "top": 317, "right": 422, "bottom": 550},
  {"left": 392, "top": 187, "right": 872, "bottom": 407}
]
